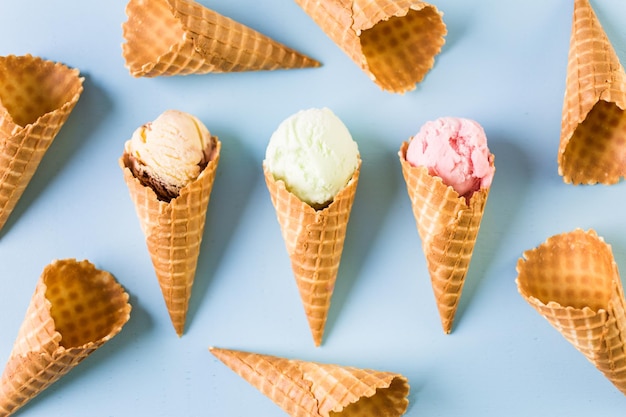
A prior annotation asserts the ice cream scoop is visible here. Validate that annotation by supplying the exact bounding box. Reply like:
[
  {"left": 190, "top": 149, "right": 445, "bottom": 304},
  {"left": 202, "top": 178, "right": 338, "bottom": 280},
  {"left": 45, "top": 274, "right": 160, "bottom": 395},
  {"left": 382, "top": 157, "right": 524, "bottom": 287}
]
[
  {"left": 264, "top": 107, "right": 359, "bottom": 207},
  {"left": 124, "top": 109, "right": 215, "bottom": 201},
  {"left": 406, "top": 117, "right": 494, "bottom": 201}
]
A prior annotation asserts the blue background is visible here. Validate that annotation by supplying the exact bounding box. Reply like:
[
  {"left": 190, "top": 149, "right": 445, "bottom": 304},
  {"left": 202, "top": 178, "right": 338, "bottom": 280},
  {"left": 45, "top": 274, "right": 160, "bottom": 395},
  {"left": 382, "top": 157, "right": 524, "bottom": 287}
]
[{"left": 1, "top": 0, "right": 626, "bottom": 415}]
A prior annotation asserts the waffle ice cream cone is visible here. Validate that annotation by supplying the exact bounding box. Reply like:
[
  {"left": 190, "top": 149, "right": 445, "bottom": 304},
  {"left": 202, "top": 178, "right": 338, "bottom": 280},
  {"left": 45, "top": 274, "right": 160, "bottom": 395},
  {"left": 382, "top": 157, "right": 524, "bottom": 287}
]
[
  {"left": 122, "top": 0, "right": 320, "bottom": 77},
  {"left": 295, "top": 0, "right": 446, "bottom": 93},
  {"left": 263, "top": 160, "right": 360, "bottom": 347},
  {"left": 399, "top": 141, "right": 491, "bottom": 333},
  {"left": 516, "top": 229, "right": 626, "bottom": 395},
  {"left": 558, "top": 0, "right": 626, "bottom": 184},
  {"left": 0, "top": 54, "right": 83, "bottom": 233},
  {"left": 120, "top": 138, "right": 220, "bottom": 336},
  {"left": 210, "top": 347, "right": 410, "bottom": 416},
  {"left": 0, "top": 259, "right": 131, "bottom": 416}
]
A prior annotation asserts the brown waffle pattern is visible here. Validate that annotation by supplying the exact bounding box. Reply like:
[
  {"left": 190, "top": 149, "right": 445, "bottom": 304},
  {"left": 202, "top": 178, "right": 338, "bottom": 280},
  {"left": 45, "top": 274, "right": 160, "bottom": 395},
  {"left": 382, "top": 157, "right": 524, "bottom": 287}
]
[
  {"left": 122, "top": 0, "right": 320, "bottom": 77},
  {"left": 120, "top": 139, "right": 221, "bottom": 336},
  {"left": 558, "top": 0, "right": 626, "bottom": 184},
  {"left": 399, "top": 142, "right": 491, "bottom": 333},
  {"left": 0, "top": 259, "right": 131, "bottom": 416},
  {"left": 210, "top": 347, "right": 410, "bottom": 417},
  {"left": 294, "top": 0, "right": 446, "bottom": 93},
  {"left": 263, "top": 160, "right": 360, "bottom": 346},
  {"left": 516, "top": 229, "right": 626, "bottom": 395},
  {"left": 0, "top": 54, "right": 83, "bottom": 232}
]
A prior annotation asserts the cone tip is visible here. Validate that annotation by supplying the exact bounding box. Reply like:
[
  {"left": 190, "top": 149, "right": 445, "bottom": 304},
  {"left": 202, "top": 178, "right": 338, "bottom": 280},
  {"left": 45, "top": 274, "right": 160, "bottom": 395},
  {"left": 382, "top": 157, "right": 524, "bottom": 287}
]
[{"left": 173, "top": 321, "right": 185, "bottom": 337}]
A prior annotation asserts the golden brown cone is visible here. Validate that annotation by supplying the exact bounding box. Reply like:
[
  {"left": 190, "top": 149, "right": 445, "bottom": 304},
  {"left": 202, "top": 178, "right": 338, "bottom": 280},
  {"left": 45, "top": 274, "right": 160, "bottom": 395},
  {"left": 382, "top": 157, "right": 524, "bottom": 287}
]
[
  {"left": 294, "top": 0, "right": 446, "bottom": 93},
  {"left": 210, "top": 347, "right": 410, "bottom": 417},
  {"left": 0, "top": 54, "right": 83, "bottom": 233},
  {"left": 263, "top": 159, "right": 360, "bottom": 346},
  {"left": 122, "top": 0, "right": 320, "bottom": 77},
  {"left": 516, "top": 229, "right": 626, "bottom": 395},
  {"left": 558, "top": 0, "right": 626, "bottom": 184},
  {"left": 399, "top": 142, "right": 492, "bottom": 333},
  {"left": 120, "top": 139, "right": 221, "bottom": 336},
  {"left": 0, "top": 259, "right": 131, "bottom": 416}
]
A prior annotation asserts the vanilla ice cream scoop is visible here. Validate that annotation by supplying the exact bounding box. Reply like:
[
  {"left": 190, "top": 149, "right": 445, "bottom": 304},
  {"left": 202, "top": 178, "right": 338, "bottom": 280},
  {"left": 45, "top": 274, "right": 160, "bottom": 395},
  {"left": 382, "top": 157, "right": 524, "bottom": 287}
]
[
  {"left": 124, "top": 109, "right": 214, "bottom": 201},
  {"left": 264, "top": 108, "right": 359, "bottom": 207},
  {"left": 406, "top": 117, "right": 494, "bottom": 200}
]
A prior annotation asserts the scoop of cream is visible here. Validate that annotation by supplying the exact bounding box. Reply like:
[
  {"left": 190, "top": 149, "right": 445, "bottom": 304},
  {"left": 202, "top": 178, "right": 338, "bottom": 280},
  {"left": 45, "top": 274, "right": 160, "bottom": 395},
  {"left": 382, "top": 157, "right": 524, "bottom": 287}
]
[
  {"left": 264, "top": 107, "right": 359, "bottom": 207},
  {"left": 125, "top": 109, "right": 212, "bottom": 191},
  {"left": 406, "top": 117, "right": 494, "bottom": 199}
]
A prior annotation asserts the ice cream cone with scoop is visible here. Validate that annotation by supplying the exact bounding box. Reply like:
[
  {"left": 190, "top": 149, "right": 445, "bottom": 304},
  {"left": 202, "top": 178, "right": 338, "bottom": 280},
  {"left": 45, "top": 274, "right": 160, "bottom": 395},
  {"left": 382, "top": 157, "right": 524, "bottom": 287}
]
[
  {"left": 516, "top": 229, "right": 626, "bottom": 395},
  {"left": 210, "top": 346, "right": 410, "bottom": 416},
  {"left": 122, "top": 0, "right": 320, "bottom": 77},
  {"left": 399, "top": 117, "right": 495, "bottom": 333},
  {"left": 558, "top": 0, "right": 626, "bottom": 184},
  {"left": 0, "top": 259, "right": 131, "bottom": 416},
  {"left": 0, "top": 54, "right": 83, "bottom": 233},
  {"left": 263, "top": 107, "right": 360, "bottom": 346},
  {"left": 294, "top": 0, "right": 446, "bottom": 93},
  {"left": 120, "top": 110, "right": 220, "bottom": 336}
]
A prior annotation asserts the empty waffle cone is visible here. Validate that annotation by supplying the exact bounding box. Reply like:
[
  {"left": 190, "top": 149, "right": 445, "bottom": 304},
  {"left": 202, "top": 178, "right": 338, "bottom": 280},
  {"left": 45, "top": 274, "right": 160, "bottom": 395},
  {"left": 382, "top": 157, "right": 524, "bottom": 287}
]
[
  {"left": 295, "top": 0, "right": 446, "bottom": 93},
  {"left": 0, "top": 259, "right": 131, "bottom": 416},
  {"left": 0, "top": 54, "right": 83, "bottom": 233},
  {"left": 122, "top": 0, "right": 320, "bottom": 77},
  {"left": 399, "top": 141, "right": 491, "bottom": 333},
  {"left": 263, "top": 159, "right": 360, "bottom": 347},
  {"left": 558, "top": 0, "right": 626, "bottom": 184},
  {"left": 120, "top": 138, "right": 220, "bottom": 336},
  {"left": 210, "top": 347, "right": 410, "bottom": 417},
  {"left": 516, "top": 229, "right": 626, "bottom": 395}
]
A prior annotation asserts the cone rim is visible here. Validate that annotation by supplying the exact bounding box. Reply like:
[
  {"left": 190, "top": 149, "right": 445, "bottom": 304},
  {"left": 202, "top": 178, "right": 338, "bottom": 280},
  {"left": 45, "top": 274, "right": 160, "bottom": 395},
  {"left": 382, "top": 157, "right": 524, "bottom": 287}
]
[
  {"left": 262, "top": 155, "right": 362, "bottom": 214},
  {"left": 119, "top": 137, "right": 222, "bottom": 205},
  {"left": 398, "top": 140, "right": 492, "bottom": 206},
  {"left": 515, "top": 228, "right": 618, "bottom": 316},
  {"left": 0, "top": 53, "right": 84, "bottom": 131}
]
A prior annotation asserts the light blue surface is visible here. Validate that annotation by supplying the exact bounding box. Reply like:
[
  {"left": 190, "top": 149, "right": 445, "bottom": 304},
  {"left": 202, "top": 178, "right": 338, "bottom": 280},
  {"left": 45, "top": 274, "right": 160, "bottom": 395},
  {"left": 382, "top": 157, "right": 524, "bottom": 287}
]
[{"left": 1, "top": 0, "right": 626, "bottom": 415}]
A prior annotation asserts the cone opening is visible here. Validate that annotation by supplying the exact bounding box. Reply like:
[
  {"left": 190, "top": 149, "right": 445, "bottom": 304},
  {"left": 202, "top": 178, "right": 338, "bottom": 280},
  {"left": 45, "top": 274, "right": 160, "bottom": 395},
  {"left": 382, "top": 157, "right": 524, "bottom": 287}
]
[
  {"left": 330, "top": 376, "right": 409, "bottom": 417},
  {"left": 560, "top": 100, "right": 626, "bottom": 184},
  {"left": 123, "top": 136, "right": 219, "bottom": 202},
  {"left": 517, "top": 230, "right": 616, "bottom": 311},
  {"left": 43, "top": 259, "right": 130, "bottom": 348},
  {"left": 0, "top": 55, "right": 82, "bottom": 128},
  {"left": 359, "top": 6, "right": 446, "bottom": 92},
  {"left": 123, "top": 0, "right": 187, "bottom": 74}
]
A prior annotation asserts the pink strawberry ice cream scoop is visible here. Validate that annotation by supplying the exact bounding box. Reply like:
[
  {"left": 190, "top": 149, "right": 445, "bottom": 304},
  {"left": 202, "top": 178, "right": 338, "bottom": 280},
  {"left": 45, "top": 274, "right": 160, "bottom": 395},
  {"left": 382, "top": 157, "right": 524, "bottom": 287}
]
[{"left": 406, "top": 117, "right": 494, "bottom": 200}]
